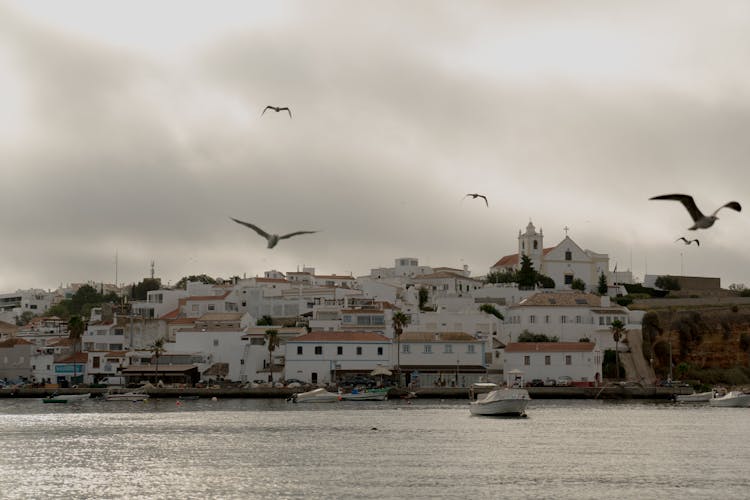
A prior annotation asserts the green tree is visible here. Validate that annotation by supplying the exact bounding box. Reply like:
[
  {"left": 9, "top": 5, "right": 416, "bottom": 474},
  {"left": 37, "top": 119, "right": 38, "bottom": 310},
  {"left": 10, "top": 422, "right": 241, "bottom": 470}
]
[
  {"left": 597, "top": 272, "right": 608, "bottom": 295},
  {"left": 610, "top": 319, "right": 627, "bottom": 380},
  {"left": 131, "top": 278, "right": 161, "bottom": 300},
  {"left": 16, "top": 311, "right": 35, "bottom": 326},
  {"left": 391, "top": 311, "right": 411, "bottom": 388},
  {"left": 655, "top": 275, "right": 681, "bottom": 291},
  {"left": 479, "top": 304, "right": 504, "bottom": 321},
  {"left": 174, "top": 274, "right": 218, "bottom": 289},
  {"left": 536, "top": 274, "right": 556, "bottom": 289},
  {"left": 517, "top": 255, "right": 536, "bottom": 289},
  {"left": 485, "top": 270, "right": 518, "bottom": 284},
  {"left": 67, "top": 315, "right": 86, "bottom": 383},
  {"left": 46, "top": 302, "right": 71, "bottom": 319},
  {"left": 256, "top": 315, "right": 273, "bottom": 326},
  {"left": 517, "top": 331, "right": 558, "bottom": 342},
  {"left": 571, "top": 278, "right": 586, "bottom": 291},
  {"left": 70, "top": 284, "right": 102, "bottom": 316},
  {"left": 149, "top": 337, "right": 166, "bottom": 383},
  {"left": 265, "top": 329, "right": 280, "bottom": 383}
]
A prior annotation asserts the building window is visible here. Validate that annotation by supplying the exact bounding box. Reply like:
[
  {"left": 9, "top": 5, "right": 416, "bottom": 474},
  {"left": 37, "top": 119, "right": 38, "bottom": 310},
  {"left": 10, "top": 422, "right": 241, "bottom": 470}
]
[
  {"left": 560, "top": 316, "right": 567, "bottom": 324},
  {"left": 524, "top": 355, "right": 530, "bottom": 366},
  {"left": 533, "top": 240, "right": 538, "bottom": 250},
  {"left": 576, "top": 315, "right": 582, "bottom": 324},
  {"left": 444, "top": 344, "right": 453, "bottom": 354},
  {"left": 208, "top": 305, "right": 215, "bottom": 311},
  {"left": 599, "top": 317, "right": 605, "bottom": 325},
  {"left": 297, "top": 346, "right": 303, "bottom": 355},
  {"left": 337, "top": 346, "right": 343, "bottom": 355},
  {"left": 529, "top": 315, "right": 536, "bottom": 324},
  {"left": 356, "top": 347, "right": 363, "bottom": 356},
  {"left": 424, "top": 345, "right": 432, "bottom": 354},
  {"left": 545, "top": 355, "right": 551, "bottom": 365},
  {"left": 213, "top": 339, "right": 219, "bottom": 346},
  {"left": 467, "top": 344, "right": 475, "bottom": 353},
  {"left": 565, "top": 250, "right": 572, "bottom": 260},
  {"left": 564, "top": 274, "right": 573, "bottom": 285},
  {"left": 315, "top": 346, "right": 323, "bottom": 355},
  {"left": 93, "top": 357, "right": 100, "bottom": 369},
  {"left": 566, "top": 355, "right": 572, "bottom": 365},
  {"left": 402, "top": 344, "right": 410, "bottom": 354},
  {"left": 545, "top": 315, "right": 550, "bottom": 324},
  {"left": 377, "top": 347, "right": 383, "bottom": 356}
]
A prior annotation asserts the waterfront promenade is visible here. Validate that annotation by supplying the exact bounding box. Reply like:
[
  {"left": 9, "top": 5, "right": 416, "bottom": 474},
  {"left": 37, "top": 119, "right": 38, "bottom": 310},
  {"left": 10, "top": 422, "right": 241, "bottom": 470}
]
[{"left": 0, "top": 384, "right": 692, "bottom": 400}]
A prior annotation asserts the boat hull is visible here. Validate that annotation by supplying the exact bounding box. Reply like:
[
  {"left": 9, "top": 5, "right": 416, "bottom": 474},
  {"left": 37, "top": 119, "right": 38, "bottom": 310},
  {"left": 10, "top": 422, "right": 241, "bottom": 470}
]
[
  {"left": 292, "top": 388, "right": 340, "bottom": 403},
  {"left": 104, "top": 393, "right": 149, "bottom": 402},
  {"left": 340, "top": 391, "right": 388, "bottom": 401},
  {"left": 42, "top": 393, "right": 91, "bottom": 403},
  {"left": 709, "top": 392, "right": 750, "bottom": 407},
  {"left": 470, "top": 388, "right": 531, "bottom": 416},
  {"left": 675, "top": 391, "right": 714, "bottom": 403}
]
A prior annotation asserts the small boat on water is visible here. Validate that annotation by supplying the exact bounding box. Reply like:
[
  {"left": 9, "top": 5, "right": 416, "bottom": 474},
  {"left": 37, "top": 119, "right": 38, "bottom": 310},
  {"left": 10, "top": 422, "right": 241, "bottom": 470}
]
[
  {"left": 675, "top": 391, "right": 715, "bottom": 403},
  {"left": 104, "top": 391, "right": 149, "bottom": 402},
  {"left": 42, "top": 393, "right": 91, "bottom": 404},
  {"left": 339, "top": 388, "right": 389, "bottom": 401},
  {"left": 469, "top": 370, "right": 531, "bottom": 417},
  {"left": 290, "top": 387, "right": 340, "bottom": 403},
  {"left": 709, "top": 391, "right": 750, "bottom": 408}
]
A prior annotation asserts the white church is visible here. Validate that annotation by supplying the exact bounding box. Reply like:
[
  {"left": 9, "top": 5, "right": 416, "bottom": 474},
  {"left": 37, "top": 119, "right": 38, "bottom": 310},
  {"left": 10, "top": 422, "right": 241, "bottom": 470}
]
[{"left": 490, "top": 221, "right": 615, "bottom": 292}]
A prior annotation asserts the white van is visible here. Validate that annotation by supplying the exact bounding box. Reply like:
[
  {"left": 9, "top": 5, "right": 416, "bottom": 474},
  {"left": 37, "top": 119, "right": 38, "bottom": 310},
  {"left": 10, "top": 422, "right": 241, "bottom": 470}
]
[{"left": 99, "top": 376, "right": 126, "bottom": 386}]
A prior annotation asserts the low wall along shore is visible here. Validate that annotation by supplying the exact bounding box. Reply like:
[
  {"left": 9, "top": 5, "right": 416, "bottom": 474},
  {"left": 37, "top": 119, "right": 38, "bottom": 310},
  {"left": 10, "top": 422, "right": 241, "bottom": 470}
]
[{"left": 0, "top": 385, "right": 692, "bottom": 400}]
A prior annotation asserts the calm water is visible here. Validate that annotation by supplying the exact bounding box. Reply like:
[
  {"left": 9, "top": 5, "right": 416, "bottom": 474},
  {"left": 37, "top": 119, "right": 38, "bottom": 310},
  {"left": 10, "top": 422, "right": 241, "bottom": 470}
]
[{"left": 0, "top": 397, "right": 748, "bottom": 499}]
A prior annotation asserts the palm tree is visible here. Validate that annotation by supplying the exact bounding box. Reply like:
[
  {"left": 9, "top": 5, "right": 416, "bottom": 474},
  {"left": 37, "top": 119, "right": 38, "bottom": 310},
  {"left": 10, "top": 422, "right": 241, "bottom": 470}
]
[
  {"left": 391, "top": 311, "right": 410, "bottom": 388},
  {"left": 610, "top": 319, "right": 627, "bottom": 379},
  {"left": 149, "top": 337, "right": 166, "bottom": 384},
  {"left": 265, "top": 329, "right": 280, "bottom": 383},
  {"left": 67, "top": 315, "right": 85, "bottom": 384}
]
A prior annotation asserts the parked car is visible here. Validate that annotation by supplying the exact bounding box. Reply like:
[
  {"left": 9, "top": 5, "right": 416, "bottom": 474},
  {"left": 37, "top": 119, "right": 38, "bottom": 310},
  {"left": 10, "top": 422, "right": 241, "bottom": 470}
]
[
  {"left": 528, "top": 379, "right": 545, "bottom": 387},
  {"left": 544, "top": 378, "right": 557, "bottom": 387},
  {"left": 556, "top": 376, "right": 573, "bottom": 387}
]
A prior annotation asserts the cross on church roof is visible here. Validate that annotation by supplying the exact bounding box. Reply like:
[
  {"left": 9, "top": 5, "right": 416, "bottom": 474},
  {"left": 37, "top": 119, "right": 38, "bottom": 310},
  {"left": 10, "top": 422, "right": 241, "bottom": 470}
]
[{"left": 564, "top": 225, "right": 569, "bottom": 236}]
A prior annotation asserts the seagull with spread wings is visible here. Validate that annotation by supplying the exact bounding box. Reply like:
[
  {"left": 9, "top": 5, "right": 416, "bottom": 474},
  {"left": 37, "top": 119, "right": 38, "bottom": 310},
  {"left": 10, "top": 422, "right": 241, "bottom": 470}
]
[
  {"left": 230, "top": 217, "right": 316, "bottom": 248},
  {"left": 261, "top": 106, "right": 292, "bottom": 118},
  {"left": 464, "top": 193, "right": 488, "bottom": 207},
  {"left": 676, "top": 237, "right": 700, "bottom": 246},
  {"left": 650, "top": 194, "right": 741, "bottom": 230}
]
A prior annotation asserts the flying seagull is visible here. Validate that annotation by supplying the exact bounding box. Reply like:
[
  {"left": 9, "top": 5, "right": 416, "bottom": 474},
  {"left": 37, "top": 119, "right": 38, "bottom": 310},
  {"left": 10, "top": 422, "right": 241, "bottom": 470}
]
[
  {"left": 676, "top": 237, "right": 700, "bottom": 246},
  {"left": 649, "top": 194, "right": 741, "bottom": 230},
  {"left": 261, "top": 106, "right": 292, "bottom": 118},
  {"left": 464, "top": 193, "right": 488, "bottom": 207},
  {"left": 230, "top": 217, "right": 316, "bottom": 248}
]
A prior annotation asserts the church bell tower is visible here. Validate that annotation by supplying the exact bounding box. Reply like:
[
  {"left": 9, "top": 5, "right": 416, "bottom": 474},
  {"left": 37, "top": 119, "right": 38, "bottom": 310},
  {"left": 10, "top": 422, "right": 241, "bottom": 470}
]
[{"left": 518, "top": 221, "right": 544, "bottom": 271}]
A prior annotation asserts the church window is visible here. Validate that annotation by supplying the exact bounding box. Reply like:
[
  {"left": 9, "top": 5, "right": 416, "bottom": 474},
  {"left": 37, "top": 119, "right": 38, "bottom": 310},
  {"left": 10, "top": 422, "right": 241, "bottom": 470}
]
[
  {"left": 522, "top": 241, "right": 525, "bottom": 249},
  {"left": 565, "top": 250, "right": 572, "bottom": 261},
  {"left": 564, "top": 274, "right": 573, "bottom": 285},
  {"left": 533, "top": 240, "right": 538, "bottom": 250}
]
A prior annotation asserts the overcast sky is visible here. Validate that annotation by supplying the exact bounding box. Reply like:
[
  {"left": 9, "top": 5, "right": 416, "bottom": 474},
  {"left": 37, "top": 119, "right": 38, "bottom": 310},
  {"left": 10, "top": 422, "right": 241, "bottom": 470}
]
[{"left": 2, "top": 1, "right": 750, "bottom": 292}]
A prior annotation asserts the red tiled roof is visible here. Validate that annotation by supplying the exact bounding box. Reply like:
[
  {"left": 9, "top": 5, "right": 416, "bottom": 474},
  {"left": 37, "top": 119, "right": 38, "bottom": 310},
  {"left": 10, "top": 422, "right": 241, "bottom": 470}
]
[
  {"left": 0, "top": 338, "right": 34, "bottom": 348},
  {"left": 291, "top": 331, "right": 390, "bottom": 342},
  {"left": 492, "top": 248, "right": 555, "bottom": 268},
  {"left": 504, "top": 342, "right": 595, "bottom": 353},
  {"left": 55, "top": 352, "right": 89, "bottom": 363}
]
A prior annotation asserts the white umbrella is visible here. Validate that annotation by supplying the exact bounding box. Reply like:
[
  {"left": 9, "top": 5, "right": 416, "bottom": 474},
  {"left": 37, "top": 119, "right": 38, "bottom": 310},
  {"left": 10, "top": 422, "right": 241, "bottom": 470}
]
[{"left": 370, "top": 365, "right": 392, "bottom": 377}]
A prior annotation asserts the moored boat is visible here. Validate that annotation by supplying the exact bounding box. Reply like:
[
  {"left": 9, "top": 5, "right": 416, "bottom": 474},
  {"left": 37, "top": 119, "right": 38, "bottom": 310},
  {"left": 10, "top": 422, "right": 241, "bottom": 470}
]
[
  {"left": 469, "top": 370, "right": 531, "bottom": 417},
  {"left": 709, "top": 391, "right": 750, "bottom": 408},
  {"left": 42, "top": 393, "right": 91, "bottom": 404},
  {"left": 339, "top": 388, "right": 389, "bottom": 401},
  {"left": 675, "top": 391, "right": 715, "bottom": 403},
  {"left": 290, "top": 387, "right": 340, "bottom": 403},
  {"left": 104, "top": 391, "right": 149, "bottom": 402}
]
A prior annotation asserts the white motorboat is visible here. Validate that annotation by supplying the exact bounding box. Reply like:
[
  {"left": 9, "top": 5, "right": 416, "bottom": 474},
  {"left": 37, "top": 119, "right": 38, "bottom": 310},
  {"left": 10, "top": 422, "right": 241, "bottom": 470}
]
[
  {"left": 709, "top": 391, "right": 750, "bottom": 408},
  {"left": 675, "top": 391, "right": 715, "bottom": 403},
  {"left": 104, "top": 391, "right": 149, "bottom": 402},
  {"left": 290, "top": 388, "right": 340, "bottom": 403},
  {"left": 469, "top": 383, "right": 531, "bottom": 416},
  {"left": 339, "top": 388, "right": 388, "bottom": 401},
  {"left": 42, "top": 393, "right": 91, "bottom": 404}
]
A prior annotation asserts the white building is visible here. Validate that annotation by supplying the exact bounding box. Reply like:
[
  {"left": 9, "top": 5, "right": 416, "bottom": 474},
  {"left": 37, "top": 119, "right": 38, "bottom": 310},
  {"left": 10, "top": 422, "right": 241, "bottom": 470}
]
[
  {"left": 504, "top": 291, "right": 638, "bottom": 350},
  {"left": 503, "top": 342, "right": 602, "bottom": 385},
  {"left": 397, "top": 331, "right": 486, "bottom": 387},
  {"left": 284, "top": 331, "right": 391, "bottom": 385},
  {"left": 0, "top": 289, "right": 57, "bottom": 324},
  {"left": 491, "top": 221, "right": 621, "bottom": 292},
  {"left": 130, "top": 288, "right": 188, "bottom": 319}
]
